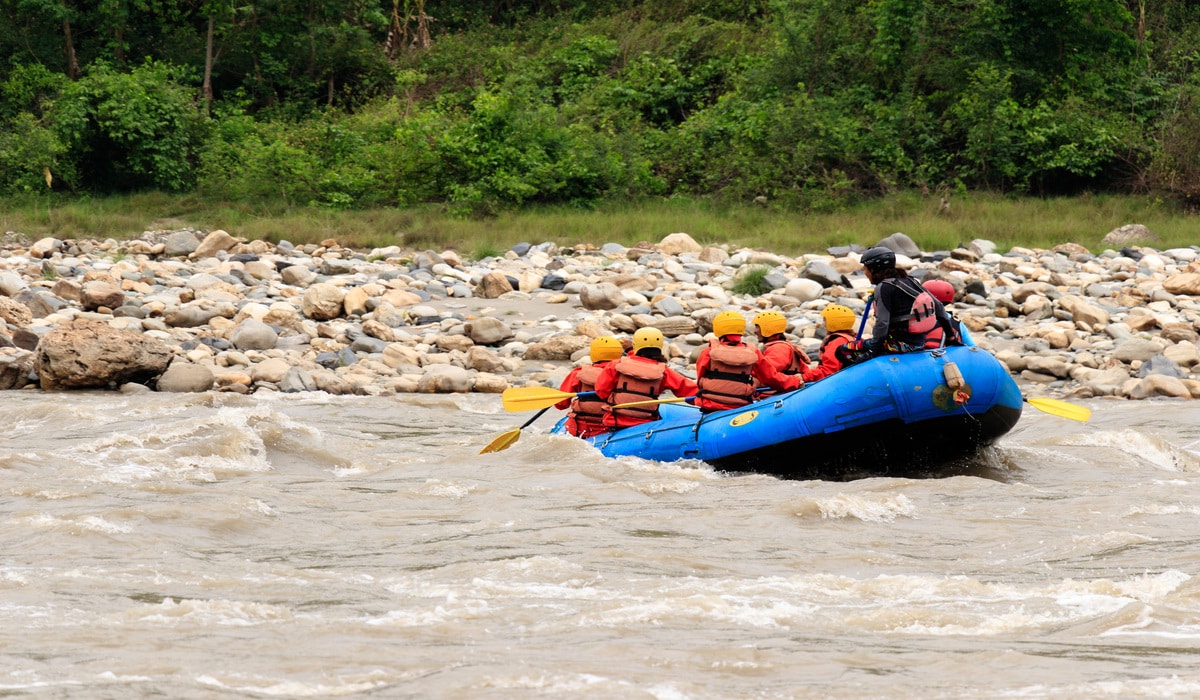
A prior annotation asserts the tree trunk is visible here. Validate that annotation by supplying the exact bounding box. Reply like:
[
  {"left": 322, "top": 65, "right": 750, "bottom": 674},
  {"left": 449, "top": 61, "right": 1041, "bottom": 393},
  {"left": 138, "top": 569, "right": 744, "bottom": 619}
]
[
  {"left": 63, "top": 19, "right": 79, "bottom": 79},
  {"left": 203, "top": 15, "right": 215, "bottom": 114}
]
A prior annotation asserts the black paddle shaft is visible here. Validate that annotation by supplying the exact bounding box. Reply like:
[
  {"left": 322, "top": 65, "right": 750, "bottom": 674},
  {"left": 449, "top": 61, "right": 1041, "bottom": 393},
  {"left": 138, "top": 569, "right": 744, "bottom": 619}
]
[{"left": 520, "top": 406, "right": 552, "bottom": 429}]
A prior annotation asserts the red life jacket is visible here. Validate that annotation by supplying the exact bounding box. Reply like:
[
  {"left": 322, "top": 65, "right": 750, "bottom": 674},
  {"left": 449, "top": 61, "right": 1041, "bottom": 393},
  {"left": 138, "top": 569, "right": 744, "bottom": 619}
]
[
  {"left": 567, "top": 363, "right": 608, "bottom": 435},
  {"left": 698, "top": 340, "right": 758, "bottom": 408},
  {"left": 808, "top": 330, "right": 855, "bottom": 381},
  {"left": 924, "top": 317, "right": 963, "bottom": 349},
  {"left": 821, "top": 329, "right": 855, "bottom": 354},
  {"left": 763, "top": 339, "right": 807, "bottom": 375},
  {"left": 605, "top": 356, "right": 667, "bottom": 425}
]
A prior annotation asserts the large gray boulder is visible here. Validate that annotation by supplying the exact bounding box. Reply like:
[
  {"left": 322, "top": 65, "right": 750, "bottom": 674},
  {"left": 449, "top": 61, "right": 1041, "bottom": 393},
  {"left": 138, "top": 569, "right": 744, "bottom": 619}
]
[
  {"left": 163, "top": 231, "right": 201, "bottom": 257},
  {"left": 230, "top": 318, "right": 279, "bottom": 350},
  {"left": 579, "top": 283, "right": 623, "bottom": 310},
  {"left": 466, "top": 317, "right": 513, "bottom": 345}
]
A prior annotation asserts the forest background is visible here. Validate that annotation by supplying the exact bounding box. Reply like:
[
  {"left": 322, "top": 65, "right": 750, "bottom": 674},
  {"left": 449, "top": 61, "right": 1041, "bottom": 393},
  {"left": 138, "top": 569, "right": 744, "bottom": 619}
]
[{"left": 1, "top": 0, "right": 1198, "bottom": 254}]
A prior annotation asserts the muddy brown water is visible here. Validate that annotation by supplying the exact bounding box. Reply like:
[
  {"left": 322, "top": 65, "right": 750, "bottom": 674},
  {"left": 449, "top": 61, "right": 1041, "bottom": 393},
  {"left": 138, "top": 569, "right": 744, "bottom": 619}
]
[{"left": 3, "top": 392, "right": 1199, "bottom": 697}]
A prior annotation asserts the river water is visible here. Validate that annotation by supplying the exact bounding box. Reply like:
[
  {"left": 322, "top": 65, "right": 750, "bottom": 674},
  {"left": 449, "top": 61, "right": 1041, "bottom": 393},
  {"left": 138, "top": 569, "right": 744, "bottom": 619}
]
[{"left": 2, "top": 390, "right": 1199, "bottom": 698}]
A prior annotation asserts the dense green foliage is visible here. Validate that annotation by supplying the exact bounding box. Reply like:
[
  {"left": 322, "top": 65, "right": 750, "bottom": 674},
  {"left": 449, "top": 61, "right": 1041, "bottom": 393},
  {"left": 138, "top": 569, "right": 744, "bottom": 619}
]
[{"left": 2, "top": 0, "right": 1199, "bottom": 214}]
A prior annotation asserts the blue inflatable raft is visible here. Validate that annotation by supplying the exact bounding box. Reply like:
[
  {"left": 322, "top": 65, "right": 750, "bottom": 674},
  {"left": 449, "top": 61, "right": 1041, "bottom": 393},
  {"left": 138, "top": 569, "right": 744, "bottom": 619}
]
[{"left": 550, "top": 338, "right": 1023, "bottom": 480}]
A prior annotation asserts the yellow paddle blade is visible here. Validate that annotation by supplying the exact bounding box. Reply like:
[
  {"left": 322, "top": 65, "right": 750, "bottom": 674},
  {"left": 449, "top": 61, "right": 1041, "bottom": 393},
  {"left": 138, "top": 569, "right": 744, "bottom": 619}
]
[
  {"left": 501, "top": 386, "right": 576, "bottom": 412},
  {"left": 479, "top": 428, "right": 521, "bottom": 454},
  {"left": 611, "top": 396, "right": 689, "bottom": 409},
  {"left": 1025, "top": 397, "right": 1090, "bottom": 423}
]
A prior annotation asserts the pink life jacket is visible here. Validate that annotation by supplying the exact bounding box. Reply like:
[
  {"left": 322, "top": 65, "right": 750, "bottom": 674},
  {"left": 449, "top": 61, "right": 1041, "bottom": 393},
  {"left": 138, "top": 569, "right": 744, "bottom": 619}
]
[{"left": 906, "top": 289, "right": 938, "bottom": 335}]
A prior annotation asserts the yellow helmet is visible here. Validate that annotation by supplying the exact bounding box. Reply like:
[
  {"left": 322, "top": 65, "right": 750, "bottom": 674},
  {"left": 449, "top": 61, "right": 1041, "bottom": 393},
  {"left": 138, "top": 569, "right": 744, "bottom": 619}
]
[
  {"left": 821, "top": 304, "right": 856, "bottom": 333},
  {"left": 752, "top": 311, "right": 787, "bottom": 337},
  {"left": 589, "top": 336, "right": 623, "bottom": 362},
  {"left": 712, "top": 310, "right": 746, "bottom": 338},
  {"left": 632, "top": 327, "right": 665, "bottom": 353}
]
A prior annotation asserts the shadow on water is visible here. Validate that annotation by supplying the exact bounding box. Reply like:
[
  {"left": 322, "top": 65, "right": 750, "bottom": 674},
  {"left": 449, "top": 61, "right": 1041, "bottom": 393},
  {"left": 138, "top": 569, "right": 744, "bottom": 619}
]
[{"left": 723, "top": 445, "right": 1025, "bottom": 484}]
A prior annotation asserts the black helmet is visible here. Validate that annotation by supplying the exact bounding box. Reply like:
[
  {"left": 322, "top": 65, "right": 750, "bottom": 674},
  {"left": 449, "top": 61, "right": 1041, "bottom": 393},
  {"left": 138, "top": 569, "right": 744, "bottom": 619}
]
[{"left": 860, "top": 246, "right": 896, "bottom": 270}]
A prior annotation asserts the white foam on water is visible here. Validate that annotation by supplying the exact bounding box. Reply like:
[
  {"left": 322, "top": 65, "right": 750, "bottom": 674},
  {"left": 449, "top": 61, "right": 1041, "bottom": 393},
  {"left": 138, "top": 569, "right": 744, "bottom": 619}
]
[
  {"left": 611, "top": 455, "right": 722, "bottom": 480},
  {"left": 580, "top": 591, "right": 820, "bottom": 629},
  {"left": 582, "top": 571, "right": 1194, "bottom": 636},
  {"left": 647, "top": 683, "right": 696, "bottom": 700},
  {"left": 0, "top": 678, "right": 83, "bottom": 691},
  {"left": 382, "top": 556, "right": 599, "bottom": 601},
  {"left": 364, "top": 598, "right": 493, "bottom": 627},
  {"left": 39, "top": 403, "right": 314, "bottom": 485},
  {"left": 9, "top": 512, "right": 133, "bottom": 535},
  {"left": 478, "top": 672, "right": 624, "bottom": 693},
  {"left": 78, "top": 515, "right": 134, "bottom": 535},
  {"left": 1058, "top": 429, "right": 1200, "bottom": 472},
  {"left": 1005, "top": 444, "right": 1091, "bottom": 466},
  {"left": 1005, "top": 674, "right": 1200, "bottom": 697},
  {"left": 1111, "top": 568, "right": 1192, "bottom": 600},
  {"left": 248, "top": 498, "right": 275, "bottom": 516},
  {"left": 408, "top": 479, "right": 475, "bottom": 499},
  {"left": 474, "top": 672, "right": 619, "bottom": 693},
  {"left": 806, "top": 492, "right": 919, "bottom": 522},
  {"left": 128, "top": 597, "right": 294, "bottom": 626},
  {"left": 619, "top": 479, "right": 700, "bottom": 495},
  {"left": 0, "top": 568, "right": 29, "bottom": 585},
  {"left": 95, "top": 671, "right": 152, "bottom": 682},
  {"left": 196, "top": 671, "right": 396, "bottom": 697},
  {"left": 1125, "top": 502, "right": 1200, "bottom": 516},
  {"left": 1067, "top": 530, "right": 1155, "bottom": 551},
  {"left": 601, "top": 455, "right": 715, "bottom": 495}
]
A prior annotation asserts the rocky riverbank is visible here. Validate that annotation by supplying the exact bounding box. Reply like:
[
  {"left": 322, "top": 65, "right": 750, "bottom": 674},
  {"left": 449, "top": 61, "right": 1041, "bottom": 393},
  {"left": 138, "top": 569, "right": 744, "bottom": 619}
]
[{"left": 1, "top": 227, "right": 1198, "bottom": 401}]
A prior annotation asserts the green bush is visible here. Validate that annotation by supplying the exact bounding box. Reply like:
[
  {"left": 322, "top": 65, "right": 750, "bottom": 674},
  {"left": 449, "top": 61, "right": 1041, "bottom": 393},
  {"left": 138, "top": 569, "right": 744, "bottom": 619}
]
[
  {"left": 51, "top": 61, "right": 206, "bottom": 192},
  {"left": 0, "top": 112, "right": 67, "bottom": 194},
  {"left": 436, "top": 89, "right": 621, "bottom": 214}
]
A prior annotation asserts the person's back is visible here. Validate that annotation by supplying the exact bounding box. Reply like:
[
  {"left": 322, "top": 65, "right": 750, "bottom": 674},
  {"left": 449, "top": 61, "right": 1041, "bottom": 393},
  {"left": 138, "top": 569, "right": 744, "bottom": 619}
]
[
  {"left": 696, "top": 311, "right": 800, "bottom": 412},
  {"left": 752, "top": 311, "right": 810, "bottom": 376},
  {"left": 838, "top": 247, "right": 949, "bottom": 365},
  {"left": 594, "top": 328, "right": 697, "bottom": 429},
  {"left": 875, "top": 274, "right": 935, "bottom": 350},
  {"left": 556, "top": 336, "right": 622, "bottom": 438},
  {"left": 752, "top": 311, "right": 815, "bottom": 393},
  {"left": 807, "top": 304, "right": 857, "bottom": 382}
]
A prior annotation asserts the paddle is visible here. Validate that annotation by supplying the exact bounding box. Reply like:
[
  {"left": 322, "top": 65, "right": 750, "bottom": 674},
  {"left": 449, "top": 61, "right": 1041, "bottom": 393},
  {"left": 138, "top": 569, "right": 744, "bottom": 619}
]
[
  {"left": 612, "top": 396, "right": 692, "bottom": 409},
  {"left": 501, "top": 386, "right": 596, "bottom": 412},
  {"left": 479, "top": 406, "right": 553, "bottom": 454},
  {"left": 612, "top": 386, "right": 773, "bottom": 410},
  {"left": 855, "top": 295, "right": 873, "bottom": 341},
  {"left": 1025, "top": 397, "right": 1090, "bottom": 423}
]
